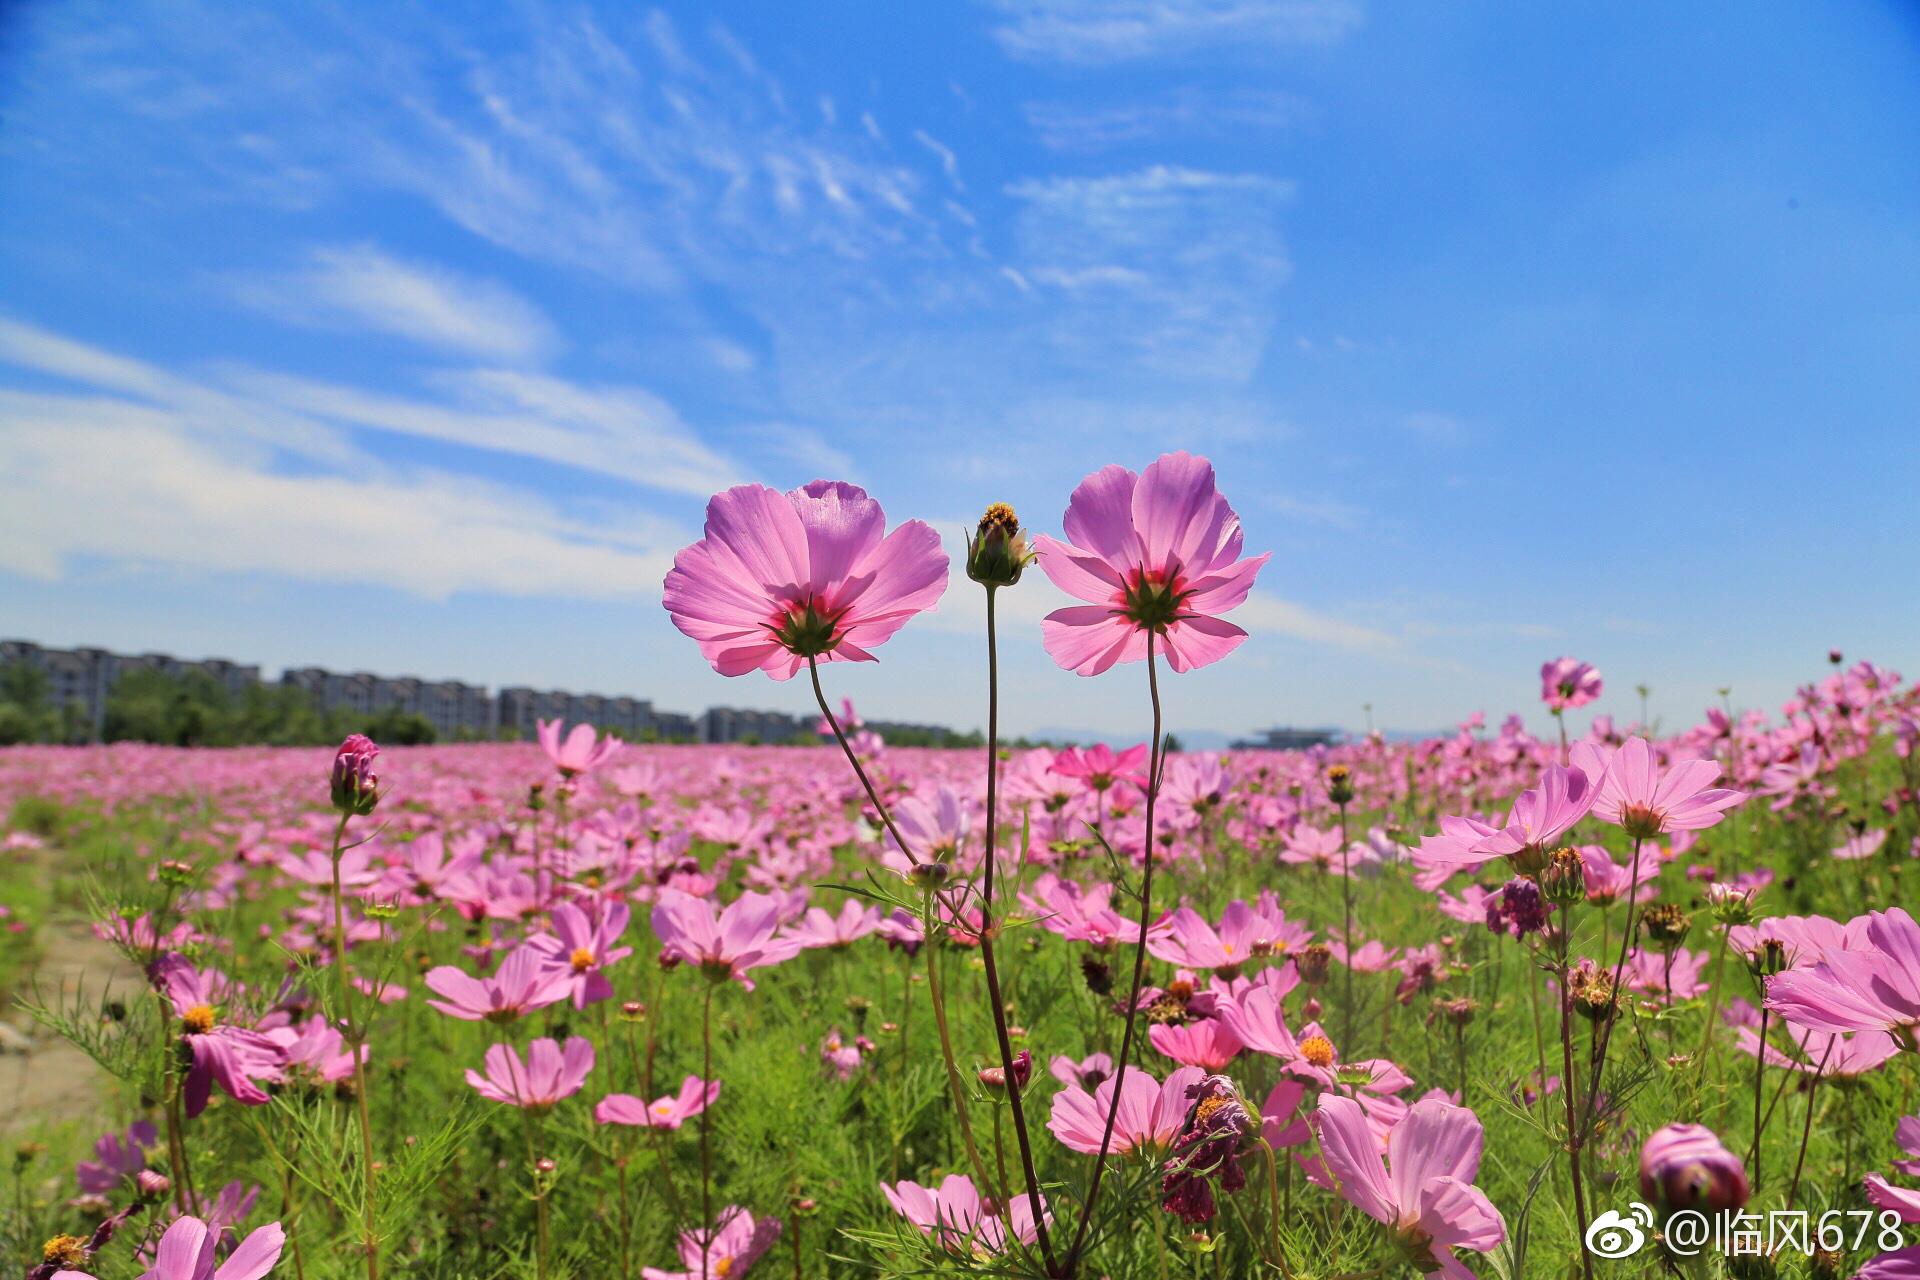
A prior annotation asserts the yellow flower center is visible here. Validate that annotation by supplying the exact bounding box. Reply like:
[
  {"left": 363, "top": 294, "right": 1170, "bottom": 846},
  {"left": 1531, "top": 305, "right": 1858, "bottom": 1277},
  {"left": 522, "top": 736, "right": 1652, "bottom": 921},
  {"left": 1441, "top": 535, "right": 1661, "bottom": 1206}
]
[
  {"left": 181, "top": 1004, "right": 216, "bottom": 1034},
  {"left": 1193, "top": 1096, "right": 1232, "bottom": 1127},
  {"left": 570, "top": 948, "right": 595, "bottom": 973},
  {"left": 1300, "top": 1035, "right": 1335, "bottom": 1068},
  {"left": 44, "top": 1236, "right": 87, "bottom": 1266},
  {"left": 715, "top": 1258, "right": 733, "bottom": 1278}
]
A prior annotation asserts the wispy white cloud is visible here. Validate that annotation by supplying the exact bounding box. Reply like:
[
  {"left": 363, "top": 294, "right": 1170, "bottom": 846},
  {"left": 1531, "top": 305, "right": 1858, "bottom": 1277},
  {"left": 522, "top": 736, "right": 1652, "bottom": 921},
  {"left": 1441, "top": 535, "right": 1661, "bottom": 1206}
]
[
  {"left": 1399, "top": 410, "right": 1467, "bottom": 444},
  {"left": 1024, "top": 88, "right": 1309, "bottom": 151},
  {"left": 1265, "top": 491, "right": 1367, "bottom": 528},
  {"left": 986, "top": 0, "right": 1363, "bottom": 64},
  {"left": 227, "top": 244, "right": 560, "bottom": 361},
  {"left": 1006, "top": 166, "right": 1294, "bottom": 379}
]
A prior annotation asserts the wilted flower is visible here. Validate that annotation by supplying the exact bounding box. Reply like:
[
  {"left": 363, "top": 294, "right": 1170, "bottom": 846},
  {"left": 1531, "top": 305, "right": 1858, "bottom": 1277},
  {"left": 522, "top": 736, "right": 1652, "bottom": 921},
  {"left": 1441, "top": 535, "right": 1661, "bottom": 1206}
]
[{"left": 1159, "top": 1075, "right": 1254, "bottom": 1224}]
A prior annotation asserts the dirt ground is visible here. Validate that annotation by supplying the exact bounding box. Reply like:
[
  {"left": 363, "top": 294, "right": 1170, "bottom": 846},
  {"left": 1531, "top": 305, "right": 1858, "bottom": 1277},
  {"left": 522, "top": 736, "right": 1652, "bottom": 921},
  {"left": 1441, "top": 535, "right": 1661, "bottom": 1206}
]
[{"left": 0, "top": 922, "right": 139, "bottom": 1139}]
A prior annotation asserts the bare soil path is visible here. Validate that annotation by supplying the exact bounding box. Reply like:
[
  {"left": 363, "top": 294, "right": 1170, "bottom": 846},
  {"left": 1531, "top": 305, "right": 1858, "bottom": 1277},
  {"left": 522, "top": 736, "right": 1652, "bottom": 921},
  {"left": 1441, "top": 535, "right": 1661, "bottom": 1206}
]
[{"left": 0, "top": 921, "right": 139, "bottom": 1138}]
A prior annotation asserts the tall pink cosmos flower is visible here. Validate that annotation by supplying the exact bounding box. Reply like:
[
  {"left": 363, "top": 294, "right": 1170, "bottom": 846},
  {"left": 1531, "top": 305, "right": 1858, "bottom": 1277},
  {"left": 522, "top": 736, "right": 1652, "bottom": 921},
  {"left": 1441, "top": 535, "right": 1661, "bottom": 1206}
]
[
  {"left": 642, "top": 1207, "right": 781, "bottom": 1280},
  {"left": 465, "top": 1036, "right": 594, "bottom": 1113},
  {"left": 89, "top": 1216, "right": 285, "bottom": 1280},
  {"left": 154, "top": 955, "right": 285, "bottom": 1118},
  {"left": 1051, "top": 744, "right": 1150, "bottom": 791},
  {"left": 1766, "top": 908, "right": 1920, "bottom": 1049},
  {"left": 596, "top": 1076, "right": 720, "bottom": 1130},
  {"left": 1571, "top": 737, "right": 1746, "bottom": 839},
  {"left": 1315, "top": 1095, "right": 1506, "bottom": 1280},
  {"left": 651, "top": 888, "right": 803, "bottom": 991},
  {"left": 536, "top": 719, "right": 622, "bottom": 777},
  {"left": 662, "top": 480, "right": 948, "bottom": 679},
  {"left": 1033, "top": 452, "right": 1270, "bottom": 675},
  {"left": 527, "top": 901, "right": 633, "bottom": 1009},
  {"left": 881, "top": 1175, "right": 1049, "bottom": 1259},
  {"left": 1469, "top": 763, "right": 1604, "bottom": 867},
  {"left": 424, "top": 944, "right": 573, "bottom": 1023},
  {"left": 1541, "top": 657, "right": 1602, "bottom": 710},
  {"left": 1049, "top": 1064, "right": 1203, "bottom": 1155}
]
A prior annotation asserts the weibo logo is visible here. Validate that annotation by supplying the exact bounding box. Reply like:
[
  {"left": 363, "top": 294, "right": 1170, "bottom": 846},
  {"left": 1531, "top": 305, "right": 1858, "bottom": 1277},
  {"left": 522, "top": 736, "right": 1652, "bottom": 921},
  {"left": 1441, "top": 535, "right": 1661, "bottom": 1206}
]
[{"left": 1584, "top": 1203, "right": 1655, "bottom": 1259}]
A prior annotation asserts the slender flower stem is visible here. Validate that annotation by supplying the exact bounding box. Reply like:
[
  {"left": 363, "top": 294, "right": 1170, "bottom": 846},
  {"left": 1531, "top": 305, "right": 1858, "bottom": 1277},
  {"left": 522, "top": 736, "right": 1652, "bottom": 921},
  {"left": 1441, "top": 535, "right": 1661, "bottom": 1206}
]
[
  {"left": 977, "top": 586, "right": 1056, "bottom": 1269},
  {"left": 1585, "top": 834, "right": 1646, "bottom": 1127},
  {"left": 1063, "top": 634, "right": 1165, "bottom": 1277},
  {"left": 1555, "top": 935, "right": 1595, "bottom": 1280},
  {"left": 919, "top": 899, "right": 993, "bottom": 1196},
  {"left": 1257, "top": 1140, "right": 1296, "bottom": 1279},
  {"left": 1337, "top": 797, "right": 1353, "bottom": 1051},
  {"left": 329, "top": 811, "right": 380, "bottom": 1280},
  {"left": 1749, "top": 1004, "right": 1769, "bottom": 1189},
  {"left": 1787, "top": 1041, "right": 1836, "bottom": 1211},
  {"left": 700, "top": 982, "right": 715, "bottom": 1280}
]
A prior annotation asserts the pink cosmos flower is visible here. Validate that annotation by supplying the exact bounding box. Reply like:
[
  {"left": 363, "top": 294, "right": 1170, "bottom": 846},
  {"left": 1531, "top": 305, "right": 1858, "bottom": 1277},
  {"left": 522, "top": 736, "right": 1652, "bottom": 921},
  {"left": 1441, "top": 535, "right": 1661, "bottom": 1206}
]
[
  {"left": 1624, "top": 948, "right": 1711, "bottom": 1004},
  {"left": 881, "top": 1174, "right": 1049, "bottom": 1259},
  {"left": 651, "top": 889, "right": 803, "bottom": 991},
  {"left": 1146, "top": 900, "right": 1307, "bottom": 973},
  {"left": 1022, "top": 875, "right": 1140, "bottom": 948},
  {"left": 93, "top": 1215, "right": 285, "bottom": 1280},
  {"left": 536, "top": 719, "right": 622, "bottom": 777},
  {"left": 1314, "top": 1095, "right": 1506, "bottom": 1280},
  {"left": 1148, "top": 1018, "right": 1244, "bottom": 1069},
  {"left": 258, "top": 1016, "right": 364, "bottom": 1085},
  {"left": 527, "top": 901, "right": 634, "bottom": 1009},
  {"left": 1033, "top": 452, "right": 1270, "bottom": 675},
  {"left": 1541, "top": 657, "right": 1602, "bottom": 710},
  {"left": 1050, "top": 744, "right": 1150, "bottom": 792},
  {"left": 1571, "top": 737, "right": 1746, "bottom": 838},
  {"left": 154, "top": 955, "right": 285, "bottom": 1118},
  {"left": 425, "top": 944, "right": 573, "bottom": 1023},
  {"left": 641, "top": 1207, "right": 781, "bottom": 1280},
  {"left": 1048, "top": 1051, "right": 1114, "bottom": 1090},
  {"left": 784, "top": 899, "right": 882, "bottom": 950},
  {"left": 465, "top": 1036, "right": 594, "bottom": 1112},
  {"left": 75, "top": 1123, "right": 159, "bottom": 1196},
  {"left": 1639, "top": 1123, "right": 1750, "bottom": 1213},
  {"left": 1049, "top": 1064, "right": 1202, "bottom": 1155},
  {"left": 1469, "top": 763, "right": 1604, "bottom": 865},
  {"left": 1766, "top": 908, "right": 1920, "bottom": 1048},
  {"left": 662, "top": 480, "right": 948, "bottom": 679},
  {"left": 596, "top": 1076, "right": 720, "bottom": 1130},
  {"left": 1734, "top": 1024, "right": 1900, "bottom": 1080}
]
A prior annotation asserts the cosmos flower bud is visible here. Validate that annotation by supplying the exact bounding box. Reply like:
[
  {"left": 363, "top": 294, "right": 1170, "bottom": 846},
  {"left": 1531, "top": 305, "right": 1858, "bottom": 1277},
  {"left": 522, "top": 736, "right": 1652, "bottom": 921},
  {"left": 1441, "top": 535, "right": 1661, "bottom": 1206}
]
[
  {"left": 1745, "top": 939, "right": 1789, "bottom": 978},
  {"left": 979, "top": 1049, "right": 1032, "bottom": 1093},
  {"left": 329, "top": 734, "right": 381, "bottom": 816},
  {"left": 965, "top": 502, "right": 1037, "bottom": 588},
  {"left": 1325, "top": 764, "right": 1354, "bottom": 806},
  {"left": 1639, "top": 1123, "right": 1750, "bottom": 1215},
  {"left": 158, "top": 860, "right": 195, "bottom": 888},
  {"left": 618, "top": 1001, "right": 647, "bottom": 1023},
  {"left": 908, "top": 861, "right": 951, "bottom": 892},
  {"left": 1080, "top": 954, "right": 1114, "bottom": 996},
  {"left": 1296, "top": 943, "right": 1333, "bottom": 986},
  {"left": 1567, "top": 959, "right": 1619, "bottom": 1024},
  {"left": 1640, "top": 904, "right": 1692, "bottom": 953},
  {"left": 1707, "top": 882, "right": 1758, "bottom": 926},
  {"left": 1726, "top": 1252, "right": 1777, "bottom": 1280},
  {"left": 135, "top": 1170, "right": 170, "bottom": 1199},
  {"left": 528, "top": 782, "right": 546, "bottom": 812},
  {"left": 1538, "top": 847, "right": 1587, "bottom": 907}
]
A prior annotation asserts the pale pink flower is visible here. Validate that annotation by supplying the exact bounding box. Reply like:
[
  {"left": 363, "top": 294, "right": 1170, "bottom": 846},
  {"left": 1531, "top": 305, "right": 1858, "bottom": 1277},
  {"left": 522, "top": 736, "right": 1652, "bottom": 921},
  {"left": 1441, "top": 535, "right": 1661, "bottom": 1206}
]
[
  {"left": 881, "top": 1174, "right": 1049, "bottom": 1259},
  {"left": 595, "top": 1076, "right": 719, "bottom": 1130},
  {"left": 1147, "top": 1018, "right": 1243, "bottom": 1069},
  {"left": 536, "top": 719, "right": 622, "bottom": 777},
  {"left": 1571, "top": 737, "right": 1746, "bottom": 838},
  {"left": 465, "top": 1036, "right": 594, "bottom": 1113},
  {"left": 1049, "top": 1064, "right": 1203, "bottom": 1156},
  {"left": 1033, "top": 452, "right": 1270, "bottom": 675},
  {"left": 1541, "top": 657, "right": 1602, "bottom": 710},
  {"left": 662, "top": 480, "right": 948, "bottom": 679},
  {"left": 425, "top": 944, "right": 572, "bottom": 1023},
  {"left": 1315, "top": 1095, "right": 1506, "bottom": 1279},
  {"left": 651, "top": 889, "right": 803, "bottom": 991},
  {"left": 111, "top": 1215, "right": 285, "bottom": 1280},
  {"left": 641, "top": 1206, "right": 781, "bottom": 1280},
  {"left": 527, "top": 900, "right": 634, "bottom": 1009}
]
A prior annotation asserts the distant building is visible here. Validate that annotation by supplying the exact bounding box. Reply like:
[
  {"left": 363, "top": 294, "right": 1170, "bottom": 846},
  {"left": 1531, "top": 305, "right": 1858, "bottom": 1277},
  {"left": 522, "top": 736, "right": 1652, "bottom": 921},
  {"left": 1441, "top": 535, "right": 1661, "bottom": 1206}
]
[
  {"left": 1, "top": 639, "right": 944, "bottom": 746},
  {"left": 1230, "top": 726, "right": 1341, "bottom": 750}
]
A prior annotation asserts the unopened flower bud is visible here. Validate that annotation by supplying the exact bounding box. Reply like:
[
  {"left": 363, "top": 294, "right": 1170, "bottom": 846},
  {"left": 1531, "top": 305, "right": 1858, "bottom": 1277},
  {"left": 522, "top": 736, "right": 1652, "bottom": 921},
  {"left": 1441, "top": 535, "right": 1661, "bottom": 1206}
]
[
  {"left": 1080, "top": 953, "right": 1114, "bottom": 996},
  {"left": 1539, "top": 847, "right": 1587, "bottom": 907},
  {"left": 1641, "top": 904, "right": 1691, "bottom": 953},
  {"left": 1639, "top": 1123, "right": 1750, "bottom": 1214},
  {"left": 1296, "top": 942, "right": 1333, "bottom": 986},
  {"left": 908, "top": 861, "right": 951, "bottom": 892},
  {"left": 966, "top": 503, "right": 1037, "bottom": 588},
  {"left": 618, "top": 1000, "right": 647, "bottom": 1023},
  {"left": 1325, "top": 764, "right": 1354, "bottom": 806},
  {"left": 158, "top": 860, "right": 195, "bottom": 887},
  {"left": 1745, "top": 939, "right": 1789, "bottom": 978},
  {"left": 329, "top": 734, "right": 381, "bottom": 816},
  {"left": 1707, "top": 882, "right": 1758, "bottom": 927},
  {"left": 135, "top": 1170, "right": 170, "bottom": 1199}
]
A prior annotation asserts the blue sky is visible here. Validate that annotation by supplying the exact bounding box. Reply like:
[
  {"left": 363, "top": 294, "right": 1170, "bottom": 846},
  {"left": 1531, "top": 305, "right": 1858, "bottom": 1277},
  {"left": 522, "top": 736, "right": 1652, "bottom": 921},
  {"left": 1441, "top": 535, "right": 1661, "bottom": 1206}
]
[{"left": 2, "top": 0, "right": 1917, "bottom": 741}]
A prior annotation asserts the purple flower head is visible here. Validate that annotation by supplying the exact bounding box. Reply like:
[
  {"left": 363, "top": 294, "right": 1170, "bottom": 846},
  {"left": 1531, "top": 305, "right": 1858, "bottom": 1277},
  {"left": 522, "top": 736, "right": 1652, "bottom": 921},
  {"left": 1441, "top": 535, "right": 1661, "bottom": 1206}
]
[
  {"left": 1486, "top": 877, "right": 1549, "bottom": 938},
  {"left": 1541, "top": 657, "right": 1602, "bottom": 710}
]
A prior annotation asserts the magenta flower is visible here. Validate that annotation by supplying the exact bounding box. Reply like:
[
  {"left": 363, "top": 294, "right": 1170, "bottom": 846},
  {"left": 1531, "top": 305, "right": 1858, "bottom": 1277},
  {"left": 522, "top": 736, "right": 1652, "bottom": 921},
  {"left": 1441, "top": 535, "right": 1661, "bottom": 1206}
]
[
  {"left": 651, "top": 889, "right": 803, "bottom": 990},
  {"left": 1571, "top": 737, "right": 1746, "bottom": 839},
  {"left": 110, "top": 1216, "right": 285, "bottom": 1280},
  {"left": 259, "top": 1016, "right": 364, "bottom": 1085},
  {"left": 1765, "top": 908, "right": 1920, "bottom": 1049},
  {"left": 881, "top": 1174, "right": 1048, "bottom": 1259},
  {"left": 1147, "top": 899, "right": 1310, "bottom": 973},
  {"left": 536, "top": 719, "right": 622, "bottom": 777},
  {"left": 1033, "top": 452, "right": 1270, "bottom": 675},
  {"left": 1050, "top": 743, "right": 1150, "bottom": 792},
  {"left": 1541, "top": 657, "right": 1602, "bottom": 710},
  {"left": 425, "top": 944, "right": 573, "bottom": 1023},
  {"left": 154, "top": 956, "right": 284, "bottom": 1118},
  {"left": 1148, "top": 1018, "right": 1244, "bottom": 1070},
  {"left": 1049, "top": 1064, "right": 1203, "bottom": 1155},
  {"left": 1469, "top": 763, "right": 1604, "bottom": 866},
  {"left": 785, "top": 900, "right": 882, "bottom": 951},
  {"left": 1638, "top": 1123, "right": 1750, "bottom": 1213},
  {"left": 595, "top": 1076, "right": 720, "bottom": 1130},
  {"left": 641, "top": 1206, "right": 781, "bottom": 1280},
  {"left": 75, "top": 1123, "right": 159, "bottom": 1196},
  {"left": 465, "top": 1036, "right": 594, "bottom": 1113},
  {"left": 329, "top": 734, "right": 379, "bottom": 816},
  {"left": 527, "top": 900, "right": 634, "bottom": 1009},
  {"left": 662, "top": 480, "right": 948, "bottom": 679},
  {"left": 1315, "top": 1095, "right": 1506, "bottom": 1278}
]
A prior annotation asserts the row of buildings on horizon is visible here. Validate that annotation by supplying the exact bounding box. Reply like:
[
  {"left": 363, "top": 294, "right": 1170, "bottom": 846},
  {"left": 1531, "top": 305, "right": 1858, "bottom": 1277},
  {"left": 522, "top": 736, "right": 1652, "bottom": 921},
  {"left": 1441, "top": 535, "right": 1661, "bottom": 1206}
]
[{"left": 0, "top": 639, "right": 954, "bottom": 746}]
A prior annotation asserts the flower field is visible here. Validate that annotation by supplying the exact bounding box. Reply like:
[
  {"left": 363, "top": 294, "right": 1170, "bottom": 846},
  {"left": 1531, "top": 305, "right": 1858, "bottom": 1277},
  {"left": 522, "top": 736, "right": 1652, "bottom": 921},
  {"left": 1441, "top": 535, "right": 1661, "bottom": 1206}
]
[{"left": 2, "top": 455, "right": 1918, "bottom": 1280}]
